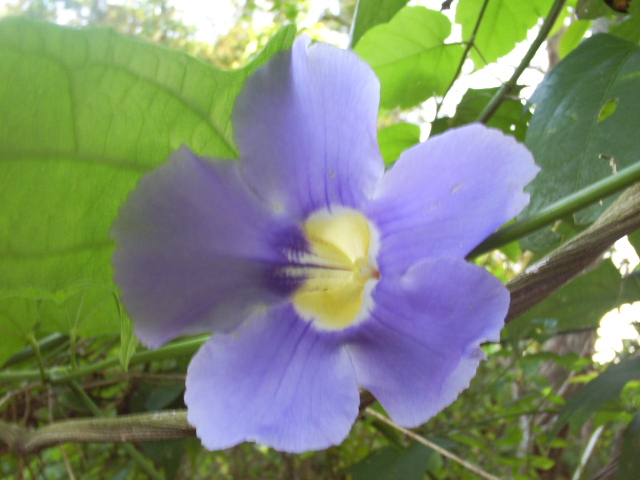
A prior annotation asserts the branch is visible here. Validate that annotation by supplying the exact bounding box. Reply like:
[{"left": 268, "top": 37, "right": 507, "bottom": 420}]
[{"left": 506, "top": 182, "right": 640, "bottom": 322}]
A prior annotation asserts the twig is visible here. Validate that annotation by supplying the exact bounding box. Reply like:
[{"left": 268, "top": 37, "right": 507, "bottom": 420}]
[
  {"left": 477, "top": 0, "right": 566, "bottom": 123},
  {"left": 366, "top": 408, "right": 503, "bottom": 480},
  {"left": 60, "top": 445, "right": 76, "bottom": 480},
  {"left": 0, "top": 383, "right": 41, "bottom": 410},
  {"left": 438, "top": 0, "right": 491, "bottom": 115}
]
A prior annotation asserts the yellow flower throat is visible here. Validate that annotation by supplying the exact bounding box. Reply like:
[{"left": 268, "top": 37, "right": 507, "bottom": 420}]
[{"left": 287, "top": 208, "right": 380, "bottom": 330}]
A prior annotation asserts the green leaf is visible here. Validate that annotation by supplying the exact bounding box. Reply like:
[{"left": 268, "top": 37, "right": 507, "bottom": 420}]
[
  {"left": 119, "top": 299, "right": 137, "bottom": 372},
  {"left": 506, "top": 259, "right": 640, "bottom": 341},
  {"left": 37, "top": 285, "right": 121, "bottom": 336},
  {"left": 431, "top": 86, "right": 530, "bottom": 141},
  {"left": 0, "top": 19, "right": 295, "bottom": 338},
  {"left": 141, "top": 439, "right": 185, "bottom": 480},
  {"left": 619, "top": 410, "right": 640, "bottom": 480},
  {"left": 355, "top": 6, "right": 464, "bottom": 109},
  {"left": 350, "top": 0, "right": 409, "bottom": 48},
  {"left": 345, "top": 442, "right": 437, "bottom": 480},
  {"left": 378, "top": 122, "right": 420, "bottom": 166},
  {"left": 549, "top": 356, "right": 640, "bottom": 439},
  {"left": 576, "top": 0, "right": 618, "bottom": 19},
  {"left": 558, "top": 19, "right": 592, "bottom": 59},
  {"left": 610, "top": 2, "right": 640, "bottom": 44},
  {"left": 144, "top": 384, "right": 185, "bottom": 411},
  {"left": 0, "top": 297, "right": 39, "bottom": 366},
  {"left": 520, "top": 34, "right": 640, "bottom": 251},
  {"left": 500, "top": 240, "right": 522, "bottom": 262},
  {"left": 528, "top": 455, "right": 555, "bottom": 470},
  {"left": 456, "top": 0, "right": 553, "bottom": 67}
]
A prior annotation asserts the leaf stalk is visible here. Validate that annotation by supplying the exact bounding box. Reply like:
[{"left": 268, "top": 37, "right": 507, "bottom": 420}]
[
  {"left": 477, "top": 0, "right": 566, "bottom": 123},
  {"left": 469, "top": 161, "right": 640, "bottom": 257}
]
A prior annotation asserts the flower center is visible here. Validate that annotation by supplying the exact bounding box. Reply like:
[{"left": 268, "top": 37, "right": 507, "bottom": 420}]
[{"left": 287, "top": 208, "right": 380, "bottom": 330}]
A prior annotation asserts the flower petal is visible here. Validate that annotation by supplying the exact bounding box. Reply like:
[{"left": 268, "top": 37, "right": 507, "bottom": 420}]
[
  {"left": 185, "top": 305, "right": 359, "bottom": 453},
  {"left": 346, "top": 257, "right": 508, "bottom": 427},
  {"left": 111, "top": 148, "right": 305, "bottom": 348},
  {"left": 234, "top": 36, "right": 384, "bottom": 219},
  {"left": 366, "top": 124, "right": 539, "bottom": 275}
]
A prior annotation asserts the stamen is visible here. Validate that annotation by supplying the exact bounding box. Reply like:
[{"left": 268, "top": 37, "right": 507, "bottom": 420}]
[{"left": 284, "top": 208, "right": 380, "bottom": 330}]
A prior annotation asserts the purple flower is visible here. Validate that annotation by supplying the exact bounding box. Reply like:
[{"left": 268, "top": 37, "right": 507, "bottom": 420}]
[{"left": 111, "top": 37, "right": 538, "bottom": 453}]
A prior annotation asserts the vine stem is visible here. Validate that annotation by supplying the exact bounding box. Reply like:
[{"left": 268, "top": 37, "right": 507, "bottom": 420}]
[
  {"left": 0, "top": 411, "right": 195, "bottom": 454},
  {"left": 477, "top": 0, "right": 566, "bottom": 123},
  {"left": 0, "top": 334, "right": 209, "bottom": 384},
  {"left": 25, "top": 334, "right": 48, "bottom": 384},
  {"left": 469, "top": 161, "right": 640, "bottom": 257},
  {"left": 4, "top": 334, "right": 68, "bottom": 368}
]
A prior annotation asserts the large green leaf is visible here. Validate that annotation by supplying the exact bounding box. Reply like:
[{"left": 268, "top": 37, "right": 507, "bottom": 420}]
[
  {"left": 456, "top": 0, "right": 552, "bottom": 67},
  {"left": 520, "top": 34, "right": 640, "bottom": 251},
  {"left": 506, "top": 259, "right": 640, "bottom": 341},
  {"left": 349, "top": 0, "right": 409, "bottom": 48},
  {"left": 550, "top": 357, "right": 640, "bottom": 438},
  {"left": 354, "top": 6, "right": 464, "bottom": 109},
  {"left": 0, "top": 18, "right": 296, "bottom": 342}
]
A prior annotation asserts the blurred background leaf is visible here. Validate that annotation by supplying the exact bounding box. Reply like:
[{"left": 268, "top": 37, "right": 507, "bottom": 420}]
[
  {"left": 549, "top": 356, "right": 640, "bottom": 438},
  {"left": 619, "top": 409, "right": 640, "bottom": 480},
  {"left": 345, "top": 441, "right": 438, "bottom": 480}
]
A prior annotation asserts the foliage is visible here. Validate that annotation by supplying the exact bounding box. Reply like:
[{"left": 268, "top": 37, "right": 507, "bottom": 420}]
[
  {"left": 1, "top": 0, "right": 640, "bottom": 479},
  {"left": 0, "top": 15, "right": 295, "bottom": 365},
  {"left": 521, "top": 33, "right": 640, "bottom": 251},
  {"left": 354, "top": 6, "right": 464, "bottom": 109}
]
